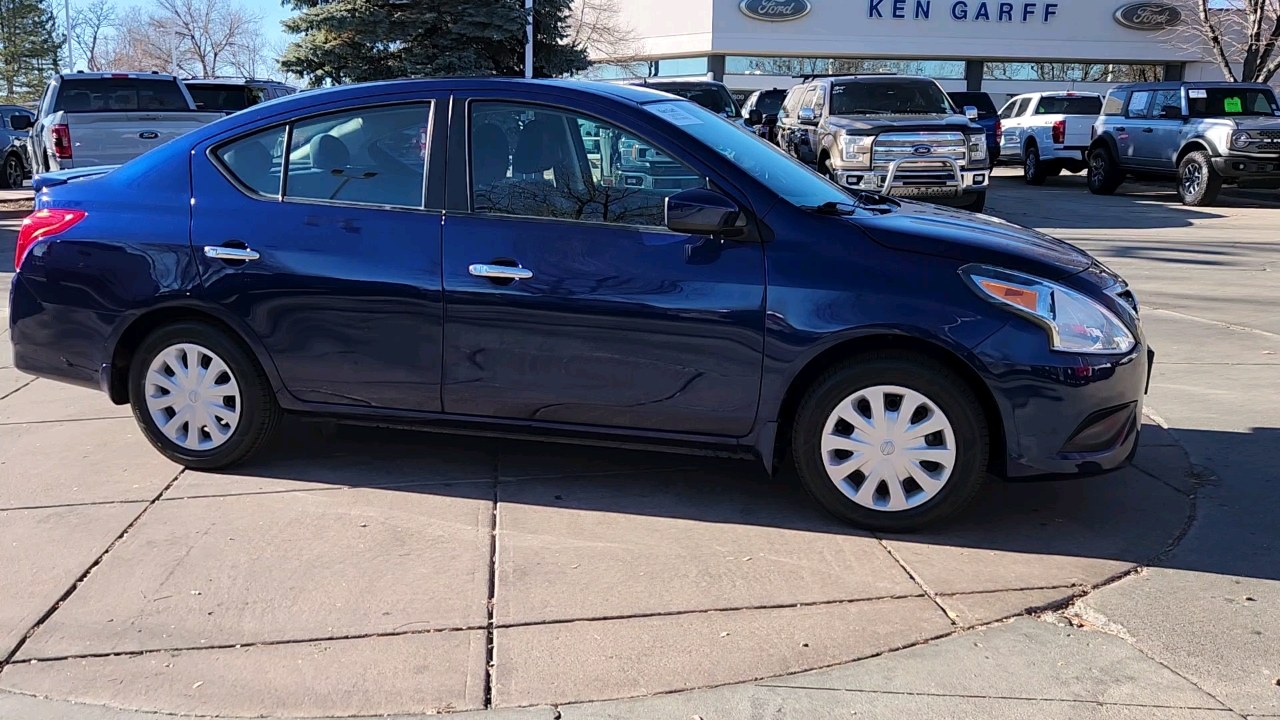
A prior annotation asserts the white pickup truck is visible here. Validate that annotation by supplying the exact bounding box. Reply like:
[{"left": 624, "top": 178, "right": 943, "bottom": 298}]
[
  {"left": 996, "top": 91, "right": 1104, "bottom": 185},
  {"left": 21, "top": 72, "right": 222, "bottom": 173}
]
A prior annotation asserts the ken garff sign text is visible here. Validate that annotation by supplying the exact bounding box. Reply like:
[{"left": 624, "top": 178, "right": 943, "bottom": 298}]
[
  {"left": 1113, "top": 2, "right": 1181, "bottom": 29},
  {"left": 868, "top": 0, "right": 1060, "bottom": 23},
  {"left": 739, "top": 0, "right": 812, "bottom": 21}
]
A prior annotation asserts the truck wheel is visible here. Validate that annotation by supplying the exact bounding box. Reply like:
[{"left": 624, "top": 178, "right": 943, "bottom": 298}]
[
  {"left": 1087, "top": 147, "right": 1123, "bottom": 195},
  {"left": 1024, "top": 146, "right": 1047, "bottom": 185},
  {"left": 821, "top": 155, "right": 838, "bottom": 183},
  {"left": 1177, "top": 151, "right": 1222, "bottom": 207},
  {"left": 0, "top": 153, "right": 21, "bottom": 189},
  {"left": 791, "top": 352, "right": 989, "bottom": 532}
]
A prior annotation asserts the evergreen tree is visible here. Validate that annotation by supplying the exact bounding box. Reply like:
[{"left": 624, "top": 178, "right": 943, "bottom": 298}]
[
  {"left": 0, "top": 0, "right": 62, "bottom": 102},
  {"left": 280, "top": 0, "right": 588, "bottom": 86}
]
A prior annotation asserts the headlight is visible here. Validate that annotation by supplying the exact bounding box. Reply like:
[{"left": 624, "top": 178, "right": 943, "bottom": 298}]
[
  {"left": 840, "top": 134, "right": 873, "bottom": 166},
  {"left": 967, "top": 134, "right": 987, "bottom": 161},
  {"left": 1231, "top": 131, "right": 1253, "bottom": 149},
  {"left": 962, "top": 266, "right": 1135, "bottom": 354}
]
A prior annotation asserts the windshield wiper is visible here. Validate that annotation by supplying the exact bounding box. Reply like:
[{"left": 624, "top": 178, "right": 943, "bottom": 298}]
[
  {"left": 802, "top": 200, "right": 861, "bottom": 216},
  {"left": 842, "top": 108, "right": 892, "bottom": 115}
]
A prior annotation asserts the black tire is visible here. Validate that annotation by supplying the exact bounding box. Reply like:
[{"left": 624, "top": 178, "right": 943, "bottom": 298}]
[
  {"left": 1177, "top": 150, "right": 1222, "bottom": 206},
  {"left": 1023, "top": 145, "right": 1047, "bottom": 185},
  {"left": 1087, "top": 147, "right": 1123, "bottom": 195},
  {"left": 960, "top": 192, "right": 986, "bottom": 213},
  {"left": 128, "top": 320, "right": 282, "bottom": 469},
  {"left": 1, "top": 153, "right": 22, "bottom": 189},
  {"left": 791, "top": 352, "right": 990, "bottom": 532}
]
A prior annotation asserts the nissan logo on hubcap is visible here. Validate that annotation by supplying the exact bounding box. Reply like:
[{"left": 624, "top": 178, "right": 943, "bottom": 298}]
[{"left": 911, "top": 145, "right": 933, "bottom": 156}]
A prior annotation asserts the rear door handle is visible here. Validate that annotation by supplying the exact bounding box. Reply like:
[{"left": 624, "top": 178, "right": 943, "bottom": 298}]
[
  {"left": 204, "top": 246, "right": 261, "bottom": 261},
  {"left": 1115, "top": 126, "right": 1127, "bottom": 132},
  {"left": 1142, "top": 127, "right": 1154, "bottom": 133},
  {"left": 469, "top": 263, "right": 532, "bottom": 280}
]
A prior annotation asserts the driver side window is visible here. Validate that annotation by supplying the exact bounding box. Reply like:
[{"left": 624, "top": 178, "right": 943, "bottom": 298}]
[{"left": 469, "top": 101, "right": 705, "bottom": 229}]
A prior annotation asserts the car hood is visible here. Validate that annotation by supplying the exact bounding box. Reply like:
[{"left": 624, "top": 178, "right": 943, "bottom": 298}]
[
  {"left": 826, "top": 114, "right": 980, "bottom": 134},
  {"left": 1233, "top": 116, "right": 1280, "bottom": 131},
  {"left": 852, "top": 198, "right": 1093, "bottom": 280}
]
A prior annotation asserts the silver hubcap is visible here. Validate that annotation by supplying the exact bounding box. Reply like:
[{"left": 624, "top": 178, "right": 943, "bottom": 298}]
[
  {"left": 145, "top": 343, "right": 241, "bottom": 450},
  {"left": 6, "top": 158, "right": 19, "bottom": 187},
  {"left": 1182, "top": 163, "right": 1202, "bottom": 195},
  {"left": 821, "top": 385, "right": 957, "bottom": 512}
]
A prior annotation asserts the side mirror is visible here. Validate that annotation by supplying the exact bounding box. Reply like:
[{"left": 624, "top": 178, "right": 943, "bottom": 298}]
[
  {"left": 746, "top": 108, "right": 763, "bottom": 127},
  {"left": 1159, "top": 105, "right": 1183, "bottom": 119},
  {"left": 9, "top": 114, "right": 32, "bottom": 131},
  {"left": 964, "top": 105, "right": 979, "bottom": 121},
  {"left": 665, "top": 188, "right": 740, "bottom": 235},
  {"left": 798, "top": 107, "right": 817, "bottom": 126}
]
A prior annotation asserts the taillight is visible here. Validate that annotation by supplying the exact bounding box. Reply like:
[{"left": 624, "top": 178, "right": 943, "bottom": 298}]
[
  {"left": 995, "top": 119, "right": 1002, "bottom": 138},
  {"left": 15, "top": 209, "right": 86, "bottom": 269},
  {"left": 1052, "top": 119, "right": 1065, "bottom": 145},
  {"left": 52, "top": 123, "right": 72, "bottom": 159}
]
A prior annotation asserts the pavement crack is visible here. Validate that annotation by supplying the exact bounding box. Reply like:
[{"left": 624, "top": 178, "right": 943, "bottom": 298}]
[
  {"left": 0, "top": 376, "right": 36, "bottom": 402},
  {"left": 875, "top": 537, "right": 958, "bottom": 626},
  {"left": 0, "top": 467, "right": 187, "bottom": 668},
  {"left": 755, "top": 685, "right": 1236, "bottom": 712},
  {"left": 0, "top": 415, "right": 130, "bottom": 427},
  {"left": 483, "top": 447, "right": 499, "bottom": 709}
]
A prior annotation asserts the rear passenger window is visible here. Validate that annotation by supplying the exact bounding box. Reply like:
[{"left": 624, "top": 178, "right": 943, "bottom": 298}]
[
  {"left": 215, "top": 125, "right": 286, "bottom": 196},
  {"left": 284, "top": 103, "right": 430, "bottom": 209},
  {"left": 1102, "top": 91, "right": 1128, "bottom": 116},
  {"left": 1126, "top": 91, "right": 1151, "bottom": 118}
]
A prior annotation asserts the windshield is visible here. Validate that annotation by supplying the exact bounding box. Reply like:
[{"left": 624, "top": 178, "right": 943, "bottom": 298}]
[
  {"left": 948, "top": 92, "right": 997, "bottom": 117},
  {"left": 752, "top": 91, "right": 785, "bottom": 115},
  {"left": 1188, "top": 88, "right": 1278, "bottom": 117},
  {"left": 186, "top": 85, "right": 267, "bottom": 112},
  {"left": 55, "top": 78, "right": 190, "bottom": 112},
  {"left": 830, "top": 79, "right": 955, "bottom": 116},
  {"left": 645, "top": 101, "right": 855, "bottom": 208},
  {"left": 1036, "top": 96, "right": 1103, "bottom": 115},
  {"left": 654, "top": 85, "right": 740, "bottom": 118}
]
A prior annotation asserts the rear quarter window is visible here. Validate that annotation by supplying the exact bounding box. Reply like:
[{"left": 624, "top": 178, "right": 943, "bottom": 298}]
[
  {"left": 1102, "top": 91, "right": 1128, "bottom": 116},
  {"left": 55, "top": 78, "right": 191, "bottom": 112}
]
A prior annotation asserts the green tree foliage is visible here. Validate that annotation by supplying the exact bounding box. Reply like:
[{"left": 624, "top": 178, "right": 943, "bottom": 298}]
[
  {"left": 0, "top": 0, "right": 62, "bottom": 102},
  {"left": 281, "top": 0, "right": 588, "bottom": 86}
]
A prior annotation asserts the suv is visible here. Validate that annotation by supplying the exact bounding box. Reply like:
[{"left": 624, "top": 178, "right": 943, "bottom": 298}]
[
  {"left": 776, "top": 75, "right": 990, "bottom": 211},
  {"left": 1088, "top": 81, "right": 1280, "bottom": 205},
  {"left": 741, "top": 88, "right": 787, "bottom": 142},
  {"left": 0, "top": 105, "right": 35, "bottom": 188},
  {"left": 183, "top": 78, "right": 298, "bottom": 115}
]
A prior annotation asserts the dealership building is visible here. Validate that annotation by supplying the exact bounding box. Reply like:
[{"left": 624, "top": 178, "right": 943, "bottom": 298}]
[{"left": 592, "top": 0, "right": 1225, "bottom": 105}]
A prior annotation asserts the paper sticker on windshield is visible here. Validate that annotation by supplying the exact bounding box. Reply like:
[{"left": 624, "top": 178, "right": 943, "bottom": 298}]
[
  {"left": 647, "top": 103, "right": 703, "bottom": 126},
  {"left": 1224, "top": 97, "right": 1243, "bottom": 113},
  {"left": 1188, "top": 89, "right": 1207, "bottom": 99}
]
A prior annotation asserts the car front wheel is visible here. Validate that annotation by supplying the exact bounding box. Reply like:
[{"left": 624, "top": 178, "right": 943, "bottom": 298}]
[
  {"left": 129, "top": 321, "right": 281, "bottom": 469},
  {"left": 1177, "top": 151, "right": 1222, "bottom": 206},
  {"left": 791, "top": 352, "right": 989, "bottom": 532}
]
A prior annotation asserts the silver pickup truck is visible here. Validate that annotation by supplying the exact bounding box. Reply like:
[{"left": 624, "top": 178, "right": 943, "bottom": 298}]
[{"left": 20, "top": 72, "right": 222, "bottom": 173}]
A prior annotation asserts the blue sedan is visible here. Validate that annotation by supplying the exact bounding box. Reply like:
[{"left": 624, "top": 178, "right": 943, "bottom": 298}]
[{"left": 8, "top": 79, "right": 1151, "bottom": 531}]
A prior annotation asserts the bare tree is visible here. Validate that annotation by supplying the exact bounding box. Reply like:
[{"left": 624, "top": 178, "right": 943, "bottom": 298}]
[
  {"left": 567, "top": 0, "right": 643, "bottom": 69},
  {"left": 157, "top": 0, "right": 260, "bottom": 78},
  {"left": 70, "top": 0, "right": 117, "bottom": 71},
  {"left": 1166, "top": 0, "right": 1280, "bottom": 82},
  {"left": 226, "top": 25, "right": 271, "bottom": 78}
]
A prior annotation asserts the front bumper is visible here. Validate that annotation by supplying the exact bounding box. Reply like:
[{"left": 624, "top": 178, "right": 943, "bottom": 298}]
[
  {"left": 832, "top": 158, "right": 989, "bottom": 199},
  {"left": 974, "top": 319, "right": 1153, "bottom": 479},
  {"left": 1212, "top": 155, "right": 1280, "bottom": 181}
]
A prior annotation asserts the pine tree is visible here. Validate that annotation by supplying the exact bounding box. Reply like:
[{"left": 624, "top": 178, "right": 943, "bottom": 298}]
[
  {"left": 280, "top": 0, "right": 588, "bottom": 86},
  {"left": 0, "top": 0, "right": 62, "bottom": 102}
]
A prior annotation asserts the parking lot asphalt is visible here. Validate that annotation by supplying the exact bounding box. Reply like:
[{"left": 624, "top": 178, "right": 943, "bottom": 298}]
[{"left": 1, "top": 169, "right": 1277, "bottom": 719}]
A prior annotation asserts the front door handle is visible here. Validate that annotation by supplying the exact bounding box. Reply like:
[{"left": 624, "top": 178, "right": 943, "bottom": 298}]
[
  {"left": 1142, "top": 127, "right": 1154, "bottom": 133},
  {"left": 1115, "top": 126, "right": 1127, "bottom": 132},
  {"left": 469, "top": 263, "right": 532, "bottom": 280},
  {"left": 204, "top": 246, "right": 261, "bottom": 261}
]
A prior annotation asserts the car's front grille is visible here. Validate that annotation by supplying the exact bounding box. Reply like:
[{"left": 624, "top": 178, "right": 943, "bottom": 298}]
[
  {"left": 873, "top": 132, "right": 967, "bottom": 173},
  {"left": 1258, "top": 130, "right": 1280, "bottom": 140}
]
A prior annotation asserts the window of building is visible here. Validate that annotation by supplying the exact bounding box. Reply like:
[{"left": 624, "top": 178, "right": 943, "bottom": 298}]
[
  {"left": 655, "top": 57, "right": 709, "bottom": 77},
  {"left": 216, "top": 125, "right": 287, "bottom": 196},
  {"left": 725, "top": 56, "right": 965, "bottom": 79},
  {"left": 284, "top": 103, "right": 431, "bottom": 209},
  {"left": 983, "top": 62, "right": 1163, "bottom": 82},
  {"left": 1126, "top": 91, "right": 1152, "bottom": 118},
  {"left": 469, "top": 101, "right": 705, "bottom": 228}
]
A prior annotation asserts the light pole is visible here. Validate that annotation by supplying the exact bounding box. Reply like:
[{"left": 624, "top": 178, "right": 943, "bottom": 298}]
[
  {"left": 64, "top": 0, "right": 72, "bottom": 70},
  {"left": 524, "top": 0, "right": 533, "bottom": 79}
]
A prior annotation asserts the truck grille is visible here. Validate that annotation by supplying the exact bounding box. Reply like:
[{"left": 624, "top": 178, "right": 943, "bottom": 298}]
[
  {"left": 1258, "top": 130, "right": 1280, "bottom": 140},
  {"left": 873, "top": 132, "right": 967, "bottom": 185}
]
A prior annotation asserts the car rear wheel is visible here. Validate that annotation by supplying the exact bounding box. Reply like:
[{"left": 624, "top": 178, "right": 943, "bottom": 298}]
[
  {"left": 791, "top": 352, "right": 989, "bottom": 532},
  {"left": 129, "top": 321, "right": 281, "bottom": 469},
  {"left": 1177, "top": 151, "right": 1222, "bottom": 206},
  {"left": 1023, "top": 146, "right": 1047, "bottom": 185},
  {"left": 1087, "top": 147, "right": 1123, "bottom": 195},
  {"left": 1, "top": 153, "right": 22, "bottom": 189}
]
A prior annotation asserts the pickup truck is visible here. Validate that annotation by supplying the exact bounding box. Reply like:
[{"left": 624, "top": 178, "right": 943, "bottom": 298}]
[
  {"left": 997, "top": 92, "right": 1103, "bottom": 185},
  {"left": 1088, "top": 81, "right": 1280, "bottom": 205},
  {"left": 22, "top": 72, "right": 222, "bottom": 173}
]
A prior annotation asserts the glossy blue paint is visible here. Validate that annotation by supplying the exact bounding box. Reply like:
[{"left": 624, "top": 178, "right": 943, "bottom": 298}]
[{"left": 9, "top": 77, "right": 1151, "bottom": 481}]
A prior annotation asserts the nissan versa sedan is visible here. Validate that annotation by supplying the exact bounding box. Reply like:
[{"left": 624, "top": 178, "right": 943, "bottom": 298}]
[{"left": 9, "top": 79, "right": 1152, "bottom": 531}]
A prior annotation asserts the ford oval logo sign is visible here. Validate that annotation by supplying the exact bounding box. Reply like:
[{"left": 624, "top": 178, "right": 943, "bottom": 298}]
[
  {"left": 911, "top": 144, "right": 933, "bottom": 156},
  {"left": 1114, "top": 2, "right": 1181, "bottom": 29},
  {"left": 739, "top": 0, "right": 812, "bottom": 22},
  {"left": 138, "top": 131, "right": 160, "bottom": 140}
]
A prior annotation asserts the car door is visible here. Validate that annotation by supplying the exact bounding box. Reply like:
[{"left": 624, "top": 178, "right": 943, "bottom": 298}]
[
  {"left": 1118, "top": 90, "right": 1152, "bottom": 167},
  {"left": 1142, "top": 89, "right": 1184, "bottom": 170},
  {"left": 191, "top": 95, "right": 448, "bottom": 412},
  {"left": 997, "top": 98, "right": 1021, "bottom": 160},
  {"left": 439, "top": 94, "right": 766, "bottom": 436}
]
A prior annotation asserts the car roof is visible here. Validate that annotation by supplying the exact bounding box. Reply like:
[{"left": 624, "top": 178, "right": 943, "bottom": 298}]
[
  {"left": 814, "top": 74, "right": 934, "bottom": 84},
  {"left": 185, "top": 78, "right": 289, "bottom": 87},
  {"left": 59, "top": 71, "right": 179, "bottom": 81},
  {"left": 621, "top": 79, "right": 728, "bottom": 89},
  {"left": 1111, "top": 80, "right": 1275, "bottom": 92}
]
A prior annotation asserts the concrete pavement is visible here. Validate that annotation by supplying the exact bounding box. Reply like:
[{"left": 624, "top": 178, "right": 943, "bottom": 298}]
[{"left": 0, "top": 169, "right": 1276, "bottom": 718}]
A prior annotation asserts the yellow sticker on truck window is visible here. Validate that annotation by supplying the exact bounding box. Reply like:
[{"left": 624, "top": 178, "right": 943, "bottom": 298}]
[{"left": 1224, "top": 97, "right": 1243, "bottom": 113}]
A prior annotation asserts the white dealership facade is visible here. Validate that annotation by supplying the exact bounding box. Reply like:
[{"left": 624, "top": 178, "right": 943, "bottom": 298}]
[{"left": 595, "top": 0, "right": 1227, "bottom": 104}]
